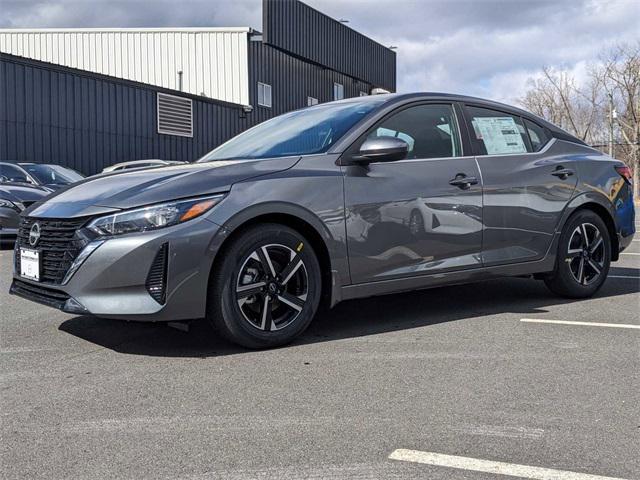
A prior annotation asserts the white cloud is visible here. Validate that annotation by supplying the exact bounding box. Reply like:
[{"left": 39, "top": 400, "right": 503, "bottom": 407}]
[{"left": 1, "top": 0, "right": 638, "bottom": 107}]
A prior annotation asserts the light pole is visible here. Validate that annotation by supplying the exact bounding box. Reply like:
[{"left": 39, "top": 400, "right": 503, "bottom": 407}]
[{"left": 608, "top": 92, "right": 617, "bottom": 157}]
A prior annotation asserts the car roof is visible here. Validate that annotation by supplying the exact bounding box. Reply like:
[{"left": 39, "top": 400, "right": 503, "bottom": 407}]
[
  {"left": 110, "top": 159, "right": 167, "bottom": 167},
  {"left": 17, "top": 162, "right": 73, "bottom": 167},
  {"left": 347, "top": 92, "right": 586, "bottom": 146}
]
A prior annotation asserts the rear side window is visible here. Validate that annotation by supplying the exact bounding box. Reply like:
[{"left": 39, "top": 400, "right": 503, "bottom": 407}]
[
  {"left": 366, "top": 104, "right": 462, "bottom": 159},
  {"left": 466, "top": 106, "right": 531, "bottom": 155},
  {"left": 524, "top": 119, "right": 550, "bottom": 152}
]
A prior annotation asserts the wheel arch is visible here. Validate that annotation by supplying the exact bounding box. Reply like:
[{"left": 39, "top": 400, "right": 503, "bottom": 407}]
[
  {"left": 208, "top": 203, "right": 342, "bottom": 309},
  {"left": 561, "top": 193, "right": 619, "bottom": 261}
]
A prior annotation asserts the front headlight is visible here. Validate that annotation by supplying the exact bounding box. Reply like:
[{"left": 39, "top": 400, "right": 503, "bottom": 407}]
[
  {"left": 87, "top": 194, "right": 225, "bottom": 236},
  {"left": 0, "top": 199, "right": 21, "bottom": 211}
]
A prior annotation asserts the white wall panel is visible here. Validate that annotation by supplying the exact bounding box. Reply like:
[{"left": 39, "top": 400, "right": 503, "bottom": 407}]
[{"left": 0, "top": 28, "right": 251, "bottom": 105}]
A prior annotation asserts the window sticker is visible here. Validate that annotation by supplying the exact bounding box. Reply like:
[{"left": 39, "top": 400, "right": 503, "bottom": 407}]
[{"left": 472, "top": 117, "right": 527, "bottom": 155}]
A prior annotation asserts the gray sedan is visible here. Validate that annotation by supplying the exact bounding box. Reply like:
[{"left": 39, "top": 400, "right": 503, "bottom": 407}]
[
  {"left": 9, "top": 93, "right": 636, "bottom": 348},
  {"left": 0, "top": 183, "right": 50, "bottom": 240}
]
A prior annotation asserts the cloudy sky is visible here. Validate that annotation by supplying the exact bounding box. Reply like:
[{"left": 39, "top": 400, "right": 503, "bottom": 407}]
[{"left": 1, "top": 0, "right": 638, "bottom": 104}]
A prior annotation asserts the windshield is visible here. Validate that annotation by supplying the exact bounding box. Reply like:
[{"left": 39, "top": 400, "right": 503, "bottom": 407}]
[
  {"left": 22, "top": 164, "right": 85, "bottom": 185},
  {"left": 199, "top": 100, "right": 384, "bottom": 162}
]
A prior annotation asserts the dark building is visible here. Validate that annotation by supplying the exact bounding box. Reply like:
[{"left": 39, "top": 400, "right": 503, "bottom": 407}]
[{"left": 0, "top": 0, "right": 396, "bottom": 174}]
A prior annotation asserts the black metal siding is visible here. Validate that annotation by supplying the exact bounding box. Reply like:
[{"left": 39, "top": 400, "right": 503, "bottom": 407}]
[
  {"left": 248, "top": 39, "right": 373, "bottom": 124},
  {"left": 1, "top": 1, "right": 398, "bottom": 177},
  {"left": 0, "top": 53, "right": 252, "bottom": 175},
  {"left": 262, "top": 0, "right": 396, "bottom": 92}
]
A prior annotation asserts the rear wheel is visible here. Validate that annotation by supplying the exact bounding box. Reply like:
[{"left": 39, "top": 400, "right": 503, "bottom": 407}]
[
  {"left": 207, "top": 224, "right": 321, "bottom": 349},
  {"left": 544, "top": 210, "right": 611, "bottom": 298}
]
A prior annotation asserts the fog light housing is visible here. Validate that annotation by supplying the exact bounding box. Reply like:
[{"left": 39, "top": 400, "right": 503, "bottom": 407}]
[
  {"left": 146, "top": 243, "right": 169, "bottom": 304},
  {"left": 62, "top": 297, "right": 89, "bottom": 314}
]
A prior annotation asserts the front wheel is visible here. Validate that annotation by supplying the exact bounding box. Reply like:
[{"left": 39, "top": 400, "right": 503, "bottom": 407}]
[
  {"left": 409, "top": 209, "right": 424, "bottom": 237},
  {"left": 544, "top": 210, "right": 611, "bottom": 298},
  {"left": 207, "top": 224, "right": 322, "bottom": 349}
]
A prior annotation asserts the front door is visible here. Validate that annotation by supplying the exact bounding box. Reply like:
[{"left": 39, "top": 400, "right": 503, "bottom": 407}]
[
  {"left": 344, "top": 103, "right": 483, "bottom": 284},
  {"left": 463, "top": 105, "right": 578, "bottom": 266}
]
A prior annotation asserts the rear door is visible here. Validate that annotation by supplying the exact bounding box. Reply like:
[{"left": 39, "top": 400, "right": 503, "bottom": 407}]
[
  {"left": 344, "top": 102, "right": 483, "bottom": 284},
  {"left": 463, "top": 104, "right": 578, "bottom": 266}
]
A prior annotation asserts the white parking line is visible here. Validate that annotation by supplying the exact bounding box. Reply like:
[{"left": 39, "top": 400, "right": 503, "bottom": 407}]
[
  {"left": 608, "top": 275, "right": 640, "bottom": 279},
  {"left": 520, "top": 319, "right": 640, "bottom": 329},
  {"left": 388, "top": 449, "right": 629, "bottom": 480},
  {"left": 621, "top": 252, "right": 640, "bottom": 256}
]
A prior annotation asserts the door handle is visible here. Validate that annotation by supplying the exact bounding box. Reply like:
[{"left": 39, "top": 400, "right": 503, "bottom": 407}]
[
  {"left": 449, "top": 174, "right": 478, "bottom": 190},
  {"left": 551, "top": 167, "right": 574, "bottom": 179}
]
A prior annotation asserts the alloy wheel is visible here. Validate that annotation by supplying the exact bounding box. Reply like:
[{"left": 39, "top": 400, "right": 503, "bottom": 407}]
[
  {"left": 566, "top": 222, "right": 605, "bottom": 286},
  {"left": 409, "top": 211, "right": 424, "bottom": 236},
  {"left": 235, "top": 243, "right": 308, "bottom": 332}
]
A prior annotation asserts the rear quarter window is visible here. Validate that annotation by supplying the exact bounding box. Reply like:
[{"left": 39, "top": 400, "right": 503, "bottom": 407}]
[{"left": 524, "top": 119, "right": 551, "bottom": 152}]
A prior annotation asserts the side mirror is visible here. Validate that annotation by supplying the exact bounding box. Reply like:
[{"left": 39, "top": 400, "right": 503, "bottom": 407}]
[{"left": 350, "top": 136, "right": 409, "bottom": 165}]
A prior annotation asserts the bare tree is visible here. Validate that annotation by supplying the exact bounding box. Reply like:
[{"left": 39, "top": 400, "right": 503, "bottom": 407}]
[
  {"left": 599, "top": 43, "right": 640, "bottom": 194},
  {"left": 520, "top": 43, "right": 640, "bottom": 197},
  {"left": 520, "top": 67, "right": 603, "bottom": 144}
]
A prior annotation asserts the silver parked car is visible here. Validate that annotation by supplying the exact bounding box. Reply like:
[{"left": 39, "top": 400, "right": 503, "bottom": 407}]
[
  {"left": 9, "top": 93, "right": 636, "bottom": 348},
  {"left": 101, "top": 159, "right": 186, "bottom": 173}
]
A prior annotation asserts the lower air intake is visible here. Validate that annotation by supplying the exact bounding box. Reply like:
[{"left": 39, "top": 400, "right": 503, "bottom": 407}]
[{"left": 146, "top": 243, "right": 168, "bottom": 304}]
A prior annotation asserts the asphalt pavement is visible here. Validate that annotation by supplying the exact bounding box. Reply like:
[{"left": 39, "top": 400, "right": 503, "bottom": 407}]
[{"left": 1, "top": 239, "right": 639, "bottom": 479}]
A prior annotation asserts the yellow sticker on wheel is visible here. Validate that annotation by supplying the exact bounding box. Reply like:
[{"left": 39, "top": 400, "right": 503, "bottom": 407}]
[{"left": 296, "top": 242, "right": 304, "bottom": 252}]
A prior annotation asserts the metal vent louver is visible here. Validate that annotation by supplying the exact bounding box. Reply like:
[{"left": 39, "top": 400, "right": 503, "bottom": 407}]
[
  {"left": 146, "top": 243, "right": 169, "bottom": 304},
  {"left": 157, "top": 93, "right": 193, "bottom": 137}
]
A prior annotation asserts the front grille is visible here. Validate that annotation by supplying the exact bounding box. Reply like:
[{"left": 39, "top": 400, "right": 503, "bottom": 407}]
[
  {"left": 15, "top": 217, "right": 89, "bottom": 284},
  {"left": 146, "top": 243, "right": 169, "bottom": 304},
  {"left": 10, "top": 279, "right": 70, "bottom": 310}
]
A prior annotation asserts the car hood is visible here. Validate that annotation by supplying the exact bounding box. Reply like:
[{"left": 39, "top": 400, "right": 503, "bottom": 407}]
[
  {"left": 27, "top": 157, "right": 300, "bottom": 218},
  {"left": 0, "top": 184, "right": 51, "bottom": 203}
]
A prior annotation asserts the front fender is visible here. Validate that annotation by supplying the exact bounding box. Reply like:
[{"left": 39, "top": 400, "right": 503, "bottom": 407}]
[{"left": 204, "top": 162, "right": 348, "bottom": 306}]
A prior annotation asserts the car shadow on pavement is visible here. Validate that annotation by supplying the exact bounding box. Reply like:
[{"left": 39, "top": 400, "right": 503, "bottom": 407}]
[{"left": 58, "top": 266, "right": 640, "bottom": 358}]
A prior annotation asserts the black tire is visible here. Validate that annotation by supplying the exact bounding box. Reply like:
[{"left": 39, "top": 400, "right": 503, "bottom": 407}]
[
  {"left": 409, "top": 209, "right": 424, "bottom": 237},
  {"left": 207, "top": 223, "right": 322, "bottom": 349},
  {"left": 544, "top": 210, "right": 611, "bottom": 298}
]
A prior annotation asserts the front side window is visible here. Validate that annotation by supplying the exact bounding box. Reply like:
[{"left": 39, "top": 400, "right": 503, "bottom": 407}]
[
  {"left": 524, "top": 119, "right": 550, "bottom": 152},
  {"left": 199, "top": 99, "right": 386, "bottom": 162},
  {"left": 258, "top": 82, "right": 272, "bottom": 107},
  {"left": 466, "top": 106, "right": 531, "bottom": 155},
  {"left": 365, "top": 104, "right": 462, "bottom": 159},
  {"left": 333, "top": 83, "right": 344, "bottom": 101}
]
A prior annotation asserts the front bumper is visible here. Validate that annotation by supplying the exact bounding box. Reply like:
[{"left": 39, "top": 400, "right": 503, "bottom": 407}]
[
  {"left": 0, "top": 227, "right": 18, "bottom": 238},
  {"left": 10, "top": 217, "right": 224, "bottom": 321},
  {"left": 0, "top": 207, "right": 20, "bottom": 239}
]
